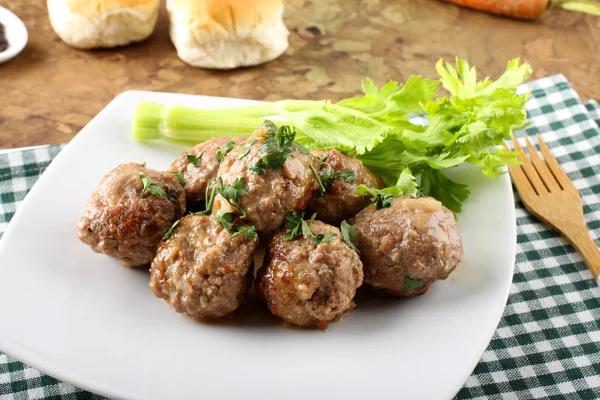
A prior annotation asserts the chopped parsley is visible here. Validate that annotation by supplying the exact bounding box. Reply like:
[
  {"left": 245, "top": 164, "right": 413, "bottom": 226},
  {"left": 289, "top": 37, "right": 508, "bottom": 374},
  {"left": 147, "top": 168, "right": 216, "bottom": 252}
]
[
  {"left": 340, "top": 220, "right": 359, "bottom": 253},
  {"left": 316, "top": 155, "right": 329, "bottom": 166},
  {"left": 316, "top": 168, "right": 356, "bottom": 193},
  {"left": 187, "top": 151, "right": 204, "bottom": 167},
  {"left": 216, "top": 141, "right": 236, "bottom": 163},
  {"left": 169, "top": 171, "right": 186, "bottom": 187},
  {"left": 194, "top": 181, "right": 217, "bottom": 216},
  {"left": 310, "top": 164, "right": 327, "bottom": 193},
  {"left": 335, "top": 170, "right": 356, "bottom": 183},
  {"left": 162, "top": 220, "right": 180, "bottom": 240},
  {"left": 140, "top": 161, "right": 147, "bottom": 167},
  {"left": 217, "top": 177, "right": 248, "bottom": 218},
  {"left": 214, "top": 212, "right": 257, "bottom": 241},
  {"left": 139, "top": 172, "right": 165, "bottom": 198},
  {"left": 283, "top": 211, "right": 337, "bottom": 244},
  {"left": 215, "top": 212, "right": 235, "bottom": 232},
  {"left": 236, "top": 139, "right": 256, "bottom": 159},
  {"left": 404, "top": 277, "right": 423, "bottom": 291},
  {"left": 250, "top": 122, "right": 302, "bottom": 175},
  {"left": 230, "top": 225, "right": 257, "bottom": 241}
]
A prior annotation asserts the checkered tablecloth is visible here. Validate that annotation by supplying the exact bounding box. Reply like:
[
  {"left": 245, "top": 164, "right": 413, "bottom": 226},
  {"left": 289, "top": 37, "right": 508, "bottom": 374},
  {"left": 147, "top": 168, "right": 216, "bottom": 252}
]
[{"left": 1, "top": 75, "right": 599, "bottom": 400}]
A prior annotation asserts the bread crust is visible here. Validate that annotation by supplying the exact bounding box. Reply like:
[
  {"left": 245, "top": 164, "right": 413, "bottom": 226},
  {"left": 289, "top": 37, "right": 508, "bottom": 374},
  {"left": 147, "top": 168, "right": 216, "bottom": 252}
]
[
  {"left": 167, "top": 0, "right": 289, "bottom": 69},
  {"left": 48, "top": 0, "right": 159, "bottom": 49}
]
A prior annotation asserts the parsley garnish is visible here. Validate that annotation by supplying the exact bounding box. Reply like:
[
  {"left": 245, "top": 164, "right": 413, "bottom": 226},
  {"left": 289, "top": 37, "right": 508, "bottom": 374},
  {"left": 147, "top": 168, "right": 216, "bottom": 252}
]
[
  {"left": 231, "top": 225, "right": 257, "bottom": 241},
  {"left": 216, "top": 141, "right": 236, "bottom": 163},
  {"left": 217, "top": 177, "right": 248, "bottom": 218},
  {"left": 187, "top": 151, "right": 204, "bottom": 167},
  {"left": 215, "top": 212, "right": 236, "bottom": 232},
  {"left": 283, "top": 211, "right": 337, "bottom": 244},
  {"left": 162, "top": 220, "right": 180, "bottom": 240},
  {"left": 169, "top": 171, "right": 186, "bottom": 187},
  {"left": 340, "top": 220, "right": 359, "bottom": 253},
  {"left": 335, "top": 170, "right": 356, "bottom": 183},
  {"left": 194, "top": 181, "right": 217, "bottom": 216},
  {"left": 236, "top": 139, "right": 256, "bottom": 159},
  {"left": 251, "top": 122, "right": 300, "bottom": 175},
  {"left": 140, "top": 161, "right": 147, "bottom": 167},
  {"left": 139, "top": 172, "right": 165, "bottom": 198},
  {"left": 317, "top": 168, "right": 356, "bottom": 193},
  {"left": 404, "top": 277, "right": 423, "bottom": 291},
  {"left": 310, "top": 164, "right": 327, "bottom": 193},
  {"left": 314, "top": 233, "right": 337, "bottom": 244},
  {"left": 214, "top": 212, "right": 257, "bottom": 241},
  {"left": 317, "top": 155, "right": 329, "bottom": 166}
]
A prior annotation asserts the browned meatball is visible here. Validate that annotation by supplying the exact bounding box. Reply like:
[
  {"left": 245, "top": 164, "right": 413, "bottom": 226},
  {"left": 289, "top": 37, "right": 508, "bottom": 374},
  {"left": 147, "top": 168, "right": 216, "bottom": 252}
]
[
  {"left": 256, "top": 220, "right": 363, "bottom": 328},
  {"left": 216, "top": 124, "right": 317, "bottom": 234},
  {"left": 169, "top": 137, "right": 246, "bottom": 205},
  {"left": 150, "top": 214, "right": 259, "bottom": 319},
  {"left": 77, "top": 163, "right": 186, "bottom": 267},
  {"left": 349, "top": 196, "right": 463, "bottom": 296},
  {"left": 309, "top": 149, "right": 384, "bottom": 224}
]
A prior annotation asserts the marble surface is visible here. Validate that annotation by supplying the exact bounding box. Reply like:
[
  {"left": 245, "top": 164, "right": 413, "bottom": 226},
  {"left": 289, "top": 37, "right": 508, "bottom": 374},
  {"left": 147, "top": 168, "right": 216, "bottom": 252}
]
[{"left": 0, "top": 0, "right": 599, "bottom": 148}]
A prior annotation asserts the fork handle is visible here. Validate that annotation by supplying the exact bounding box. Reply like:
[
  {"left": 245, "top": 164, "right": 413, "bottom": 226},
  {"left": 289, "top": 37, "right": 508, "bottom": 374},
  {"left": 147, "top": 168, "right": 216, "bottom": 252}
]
[{"left": 565, "top": 228, "right": 600, "bottom": 286}]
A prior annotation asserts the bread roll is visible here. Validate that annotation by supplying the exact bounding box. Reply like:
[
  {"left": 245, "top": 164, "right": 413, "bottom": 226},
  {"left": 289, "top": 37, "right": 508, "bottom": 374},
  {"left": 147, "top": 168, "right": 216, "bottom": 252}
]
[
  {"left": 47, "top": 0, "right": 159, "bottom": 49},
  {"left": 167, "top": 0, "right": 289, "bottom": 69}
]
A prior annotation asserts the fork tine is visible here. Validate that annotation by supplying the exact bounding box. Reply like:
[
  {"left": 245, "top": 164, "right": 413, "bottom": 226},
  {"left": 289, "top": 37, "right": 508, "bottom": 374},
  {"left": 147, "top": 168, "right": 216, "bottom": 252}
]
[
  {"left": 524, "top": 134, "right": 561, "bottom": 192},
  {"left": 504, "top": 142, "right": 535, "bottom": 202},
  {"left": 512, "top": 135, "right": 546, "bottom": 195},
  {"left": 536, "top": 133, "right": 577, "bottom": 192}
]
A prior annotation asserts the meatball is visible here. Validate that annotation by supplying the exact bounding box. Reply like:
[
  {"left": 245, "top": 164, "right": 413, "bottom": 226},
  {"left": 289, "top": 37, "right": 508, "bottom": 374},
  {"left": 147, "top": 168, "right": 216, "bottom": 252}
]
[
  {"left": 349, "top": 196, "right": 463, "bottom": 296},
  {"left": 77, "top": 163, "right": 186, "bottom": 267},
  {"left": 216, "top": 124, "right": 317, "bottom": 234},
  {"left": 169, "top": 137, "right": 246, "bottom": 205},
  {"left": 150, "top": 214, "right": 259, "bottom": 319},
  {"left": 256, "top": 220, "right": 363, "bottom": 328},
  {"left": 309, "top": 149, "right": 384, "bottom": 224}
]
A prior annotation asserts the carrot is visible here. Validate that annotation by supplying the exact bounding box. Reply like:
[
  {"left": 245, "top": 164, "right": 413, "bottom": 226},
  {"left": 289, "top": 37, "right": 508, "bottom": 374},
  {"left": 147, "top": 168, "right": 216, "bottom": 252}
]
[{"left": 442, "top": 0, "right": 600, "bottom": 20}]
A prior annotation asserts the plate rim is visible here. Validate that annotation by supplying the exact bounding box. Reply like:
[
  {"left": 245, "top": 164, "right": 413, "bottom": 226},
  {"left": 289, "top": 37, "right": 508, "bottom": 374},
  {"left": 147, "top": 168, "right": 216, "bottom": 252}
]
[
  {"left": 0, "top": 90, "right": 518, "bottom": 400},
  {"left": 0, "top": 6, "right": 28, "bottom": 64}
]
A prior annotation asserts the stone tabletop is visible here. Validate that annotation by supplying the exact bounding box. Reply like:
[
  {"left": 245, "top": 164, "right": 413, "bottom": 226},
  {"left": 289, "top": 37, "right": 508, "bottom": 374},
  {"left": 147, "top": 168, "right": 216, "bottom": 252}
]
[{"left": 1, "top": 0, "right": 599, "bottom": 149}]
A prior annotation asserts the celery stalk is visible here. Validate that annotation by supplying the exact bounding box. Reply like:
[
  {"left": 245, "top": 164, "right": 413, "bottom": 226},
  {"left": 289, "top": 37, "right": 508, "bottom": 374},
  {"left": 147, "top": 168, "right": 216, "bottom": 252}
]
[
  {"left": 132, "top": 102, "right": 268, "bottom": 143},
  {"left": 132, "top": 102, "right": 164, "bottom": 141},
  {"left": 132, "top": 100, "right": 325, "bottom": 145}
]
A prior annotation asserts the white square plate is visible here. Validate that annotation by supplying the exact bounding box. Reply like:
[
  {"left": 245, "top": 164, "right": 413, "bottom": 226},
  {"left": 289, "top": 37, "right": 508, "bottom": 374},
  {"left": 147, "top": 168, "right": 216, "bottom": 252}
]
[{"left": 0, "top": 91, "right": 516, "bottom": 400}]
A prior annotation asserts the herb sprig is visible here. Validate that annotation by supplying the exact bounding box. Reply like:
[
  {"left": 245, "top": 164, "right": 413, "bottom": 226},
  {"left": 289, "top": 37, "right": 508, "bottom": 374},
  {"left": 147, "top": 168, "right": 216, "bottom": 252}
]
[
  {"left": 283, "top": 211, "right": 336, "bottom": 244},
  {"left": 216, "top": 141, "right": 236, "bottom": 163},
  {"left": 312, "top": 166, "right": 356, "bottom": 193},
  {"left": 194, "top": 181, "right": 217, "bottom": 216},
  {"left": 162, "top": 220, "right": 180, "bottom": 240},
  {"left": 187, "top": 151, "right": 204, "bottom": 167},
  {"left": 139, "top": 172, "right": 165, "bottom": 198},
  {"left": 169, "top": 171, "right": 186, "bottom": 187},
  {"left": 250, "top": 122, "right": 306, "bottom": 175},
  {"left": 340, "top": 220, "right": 359, "bottom": 252},
  {"left": 217, "top": 177, "right": 248, "bottom": 218},
  {"left": 214, "top": 212, "right": 257, "bottom": 241}
]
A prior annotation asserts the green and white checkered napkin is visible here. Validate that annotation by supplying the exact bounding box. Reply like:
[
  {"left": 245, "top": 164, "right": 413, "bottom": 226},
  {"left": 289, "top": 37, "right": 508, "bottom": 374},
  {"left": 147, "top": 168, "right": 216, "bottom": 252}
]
[{"left": 1, "top": 76, "right": 599, "bottom": 400}]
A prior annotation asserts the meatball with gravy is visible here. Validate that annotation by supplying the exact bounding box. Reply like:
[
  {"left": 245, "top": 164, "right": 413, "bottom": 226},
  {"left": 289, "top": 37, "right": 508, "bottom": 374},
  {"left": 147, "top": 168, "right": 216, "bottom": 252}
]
[
  {"left": 216, "top": 123, "right": 317, "bottom": 234},
  {"left": 349, "top": 196, "right": 463, "bottom": 296},
  {"left": 150, "top": 214, "right": 259, "bottom": 319},
  {"left": 77, "top": 163, "right": 186, "bottom": 267},
  {"left": 169, "top": 136, "right": 246, "bottom": 205},
  {"left": 256, "top": 220, "right": 363, "bottom": 328},
  {"left": 309, "top": 148, "right": 384, "bottom": 224}
]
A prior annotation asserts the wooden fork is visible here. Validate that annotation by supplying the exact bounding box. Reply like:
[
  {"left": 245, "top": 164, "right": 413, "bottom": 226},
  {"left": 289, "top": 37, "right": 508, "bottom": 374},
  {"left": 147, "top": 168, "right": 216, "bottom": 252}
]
[{"left": 506, "top": 133, "right": 600, "bottom": 287}]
